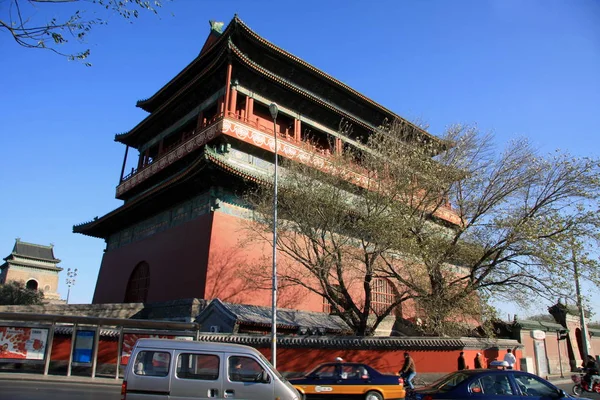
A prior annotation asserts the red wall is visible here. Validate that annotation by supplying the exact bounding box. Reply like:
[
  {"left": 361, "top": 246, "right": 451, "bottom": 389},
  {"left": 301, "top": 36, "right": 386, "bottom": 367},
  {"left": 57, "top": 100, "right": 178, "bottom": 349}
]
[
  {"left": 206, "top": 212, "right": 325, "bottom": 311},
  {"left": 44, "top": 336, "right": 520, "bottom": 377},
  {"left": 258, "top": 348, "right": 520, "bottom": 375},
  {"left": 93, "top": 214, "right": 213, "bottom": 303},
  {"left": 48, "top": 337, "right": 118, "bottom": 364}
]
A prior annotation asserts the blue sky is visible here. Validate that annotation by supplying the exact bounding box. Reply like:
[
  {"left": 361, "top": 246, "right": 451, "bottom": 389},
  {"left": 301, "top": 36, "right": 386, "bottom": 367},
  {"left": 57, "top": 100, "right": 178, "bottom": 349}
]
[{"left": 1, "top": 0, "right": 598, "bottom": 318}]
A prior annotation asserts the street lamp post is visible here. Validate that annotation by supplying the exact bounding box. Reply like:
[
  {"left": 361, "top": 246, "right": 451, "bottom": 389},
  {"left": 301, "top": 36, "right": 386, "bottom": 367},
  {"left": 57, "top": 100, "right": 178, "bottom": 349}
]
[
  {"left": 65, "top": 268, "right": 78, "bottom": 304},
  {"left": 269, "top": 102, "right": 279, "bottom": 368}
]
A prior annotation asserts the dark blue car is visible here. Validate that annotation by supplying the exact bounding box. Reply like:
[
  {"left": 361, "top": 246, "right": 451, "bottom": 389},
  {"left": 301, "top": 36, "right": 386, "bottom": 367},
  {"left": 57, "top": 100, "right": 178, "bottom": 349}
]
[{"left": 409, "top": 369, "right": 590, "bottom": 400}]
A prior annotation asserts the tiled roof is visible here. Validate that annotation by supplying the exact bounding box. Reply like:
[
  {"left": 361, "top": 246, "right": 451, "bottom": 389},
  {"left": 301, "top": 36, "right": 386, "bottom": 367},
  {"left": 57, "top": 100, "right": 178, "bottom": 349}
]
[
  {"left": 116, "top": 45, "right": 229, "bottom": 142},
  {"left": 199, "top": 299, "right": 351, "bottom": 334},
  {"left": 194, "top": 333, "right": 484, "bottom": 350},
  {"left": 232, "top": 15, "right": 435, "bottom": 142},
  {"left": 73, "top": 148, "right": 265, "bottom": 237},
  {"left": 8, "top": 239, "right": 59, "bottom": 262},
  {"left": 222, "top": 301, "right": 350, "bottom": 333},
  {"left": 205, "top": 148, "right": 271, "bottom": 185},
  {"left": 514, "top": 318, "right": 564, "bottom": 332},
  {"left": 227, "top": 41, "right": 373, "bottom": 132},
  {"left": 137, "top": 15, "right": 435, "bottom": 144}
]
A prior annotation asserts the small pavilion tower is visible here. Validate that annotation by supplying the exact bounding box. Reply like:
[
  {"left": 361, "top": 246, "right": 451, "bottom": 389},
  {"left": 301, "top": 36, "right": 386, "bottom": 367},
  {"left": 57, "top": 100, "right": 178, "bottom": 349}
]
[{"left": 0, "top": 238, "right": 63, "bottom": 302}]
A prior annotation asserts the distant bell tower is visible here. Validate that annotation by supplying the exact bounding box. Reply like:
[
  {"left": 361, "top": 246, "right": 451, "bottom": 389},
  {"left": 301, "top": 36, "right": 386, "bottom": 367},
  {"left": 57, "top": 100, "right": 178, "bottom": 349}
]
[{"left": 0, "top": 238, "right": 64, "bottom": 303}]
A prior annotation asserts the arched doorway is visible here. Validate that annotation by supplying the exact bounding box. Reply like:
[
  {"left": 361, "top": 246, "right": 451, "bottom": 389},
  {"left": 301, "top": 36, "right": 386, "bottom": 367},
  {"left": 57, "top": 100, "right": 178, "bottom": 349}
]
[
  {"left": 124, "top": 262, "right": 150, "bottom": 303},
  {"left": 26, "top": 279, "right": 38, "bottom": 291}
]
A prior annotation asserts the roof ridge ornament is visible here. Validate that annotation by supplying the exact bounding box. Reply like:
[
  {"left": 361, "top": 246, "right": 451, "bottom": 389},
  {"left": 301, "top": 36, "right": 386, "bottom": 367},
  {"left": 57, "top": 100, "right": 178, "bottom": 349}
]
[{"left": 209, "top": 20, "right": 225, "bottom": 35}]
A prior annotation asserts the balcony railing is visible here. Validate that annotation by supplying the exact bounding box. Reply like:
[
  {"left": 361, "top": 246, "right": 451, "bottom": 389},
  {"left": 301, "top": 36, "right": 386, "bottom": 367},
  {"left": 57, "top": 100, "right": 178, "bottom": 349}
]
[{"left": 116, "top": 111, "right": 458, "bottom": 224}]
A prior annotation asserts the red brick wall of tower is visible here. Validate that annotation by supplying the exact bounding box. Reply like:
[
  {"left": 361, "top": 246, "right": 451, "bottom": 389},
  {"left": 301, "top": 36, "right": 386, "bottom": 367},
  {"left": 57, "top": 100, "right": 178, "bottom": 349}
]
[
  {"left": 92, "top": 214, "right": 213, "bottom": 304},
  {"left": 204, "top": 211, "right": 325, "bottom": 312}
]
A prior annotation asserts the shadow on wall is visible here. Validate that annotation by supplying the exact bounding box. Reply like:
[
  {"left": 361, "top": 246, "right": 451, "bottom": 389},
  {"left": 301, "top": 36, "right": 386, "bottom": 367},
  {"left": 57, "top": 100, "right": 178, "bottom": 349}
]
[{"left": 483, "top": 349, "right": 500, "bottom": 368}]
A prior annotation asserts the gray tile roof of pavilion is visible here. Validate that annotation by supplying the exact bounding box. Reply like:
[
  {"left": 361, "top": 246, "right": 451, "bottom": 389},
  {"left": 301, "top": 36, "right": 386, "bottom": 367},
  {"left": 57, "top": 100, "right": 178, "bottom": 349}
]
[
  {"left": 5, "top": 239, "right": 59, "bottom": 262},
  {"left": 198, "top": 299, "right": 351, "bottom": 334}
]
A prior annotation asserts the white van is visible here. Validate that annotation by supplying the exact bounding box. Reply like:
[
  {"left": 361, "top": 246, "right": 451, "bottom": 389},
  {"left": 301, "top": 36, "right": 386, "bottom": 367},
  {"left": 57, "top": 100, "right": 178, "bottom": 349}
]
[{"left": 121, "top": 338, "right": 300, "bottom": 400}]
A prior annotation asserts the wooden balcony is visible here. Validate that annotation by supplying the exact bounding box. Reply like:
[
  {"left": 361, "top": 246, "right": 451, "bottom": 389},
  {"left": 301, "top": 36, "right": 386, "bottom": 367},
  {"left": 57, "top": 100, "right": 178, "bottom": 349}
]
[{"left": 115, "top": 111, "right": 460, "bottom": 225}]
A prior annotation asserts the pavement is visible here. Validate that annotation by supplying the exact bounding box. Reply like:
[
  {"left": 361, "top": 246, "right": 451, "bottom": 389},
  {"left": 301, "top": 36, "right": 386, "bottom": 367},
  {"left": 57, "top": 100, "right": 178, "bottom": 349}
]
[
  {"left": 0, "top": 371, "right": 122, "bottom": 386},
  {"left": 0, "top": 371, "right": 574, "bottom": 387}
]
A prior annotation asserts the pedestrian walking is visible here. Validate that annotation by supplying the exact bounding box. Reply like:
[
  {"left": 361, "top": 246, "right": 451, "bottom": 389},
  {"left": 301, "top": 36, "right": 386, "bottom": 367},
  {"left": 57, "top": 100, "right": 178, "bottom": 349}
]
[
  {"left": 474, "top": 352, "right": 484, "bottom": 369},
  {"left": 503, "top": 349, "right": 516, "bottom": 370},
  {"left": 458, "top": 351, "right": 466, "bottom": 370},
  {"left": 400, "top": 352, "right": 417, "bottom": 390}
]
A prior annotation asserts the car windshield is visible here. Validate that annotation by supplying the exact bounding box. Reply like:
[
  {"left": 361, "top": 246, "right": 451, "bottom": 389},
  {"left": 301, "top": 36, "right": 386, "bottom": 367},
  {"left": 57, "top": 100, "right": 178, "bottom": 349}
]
[
  {"left": 257, "top": 353, "right": 284, "bottom": 380},
  {"left": 428, "top": 372, "right": 470, "bottom": 392}
]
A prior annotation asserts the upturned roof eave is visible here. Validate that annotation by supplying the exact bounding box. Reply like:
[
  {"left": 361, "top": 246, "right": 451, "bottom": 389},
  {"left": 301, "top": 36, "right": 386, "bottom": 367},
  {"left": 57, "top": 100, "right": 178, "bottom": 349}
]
[
  {"left": 135, "top": 15, "right": 439, "bottom": 145},
  {"left": 135, "top": 17, "right": 236, "bottom": 112},
  {"left": 72, "top": 149, "right": 266, "bottom": 238},
  {"left": 3, "top": 260, "right": 63, "bottom": 272},
  {"left": 6, "top": 252, "right": 61, "bottom": 264},
  {"left": 115, "top": 47, "right": 229, "bottom": 145},
  {"left": 232, "top": 15, "right": 439, "bottom": 144},
  {"left": 73, "top": 153, "right": 209, "bottom": 237}
]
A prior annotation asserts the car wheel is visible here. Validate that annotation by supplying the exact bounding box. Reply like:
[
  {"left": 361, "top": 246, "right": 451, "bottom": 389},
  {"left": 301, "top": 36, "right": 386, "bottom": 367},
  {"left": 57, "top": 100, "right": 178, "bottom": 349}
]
[
  {"left": 572, "top": 384, "right": 583, "bottom": 396},
  {"left": 365, "top": 390, "right": 384, "bottom": 400}
]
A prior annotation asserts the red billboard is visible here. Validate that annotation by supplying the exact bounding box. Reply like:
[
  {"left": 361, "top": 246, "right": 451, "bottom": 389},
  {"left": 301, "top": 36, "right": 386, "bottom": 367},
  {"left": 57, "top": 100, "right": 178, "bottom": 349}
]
[{"left": 0, "top": 327, "right": 48, "bottom": 360}]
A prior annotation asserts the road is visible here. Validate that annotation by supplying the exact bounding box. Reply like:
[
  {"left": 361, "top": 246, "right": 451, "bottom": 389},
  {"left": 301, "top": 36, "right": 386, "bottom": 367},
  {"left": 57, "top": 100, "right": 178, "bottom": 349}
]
[
  {"left": 0, "top": 379, "right": 598, "bottom": 399},
  {"left": 0, "top": 380, "right": 120, "bottom": 400}
]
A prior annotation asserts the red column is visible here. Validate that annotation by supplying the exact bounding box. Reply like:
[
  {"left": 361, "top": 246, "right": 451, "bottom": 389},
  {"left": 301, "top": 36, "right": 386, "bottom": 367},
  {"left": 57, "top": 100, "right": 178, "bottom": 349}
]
[
  {"left": 295, "top": 119, "right": 301, "bottom": 142},
  {"left": 218, "top": 96, "right": 225, "bottom": 116},
  {"left": 196, "top": 111, "right": 204, "bottom": 130},
  {"left": 224, "top": 62, "right": 232, "bottom": 117},
  {"left": 247, "top": 97, "right": 254, "bottom": 126},
  {"left": 335, "top": 138, "right": 342, "bottom": 154},
  {"left": 229, "top": 87, "right": 238, "bottom": 117}
]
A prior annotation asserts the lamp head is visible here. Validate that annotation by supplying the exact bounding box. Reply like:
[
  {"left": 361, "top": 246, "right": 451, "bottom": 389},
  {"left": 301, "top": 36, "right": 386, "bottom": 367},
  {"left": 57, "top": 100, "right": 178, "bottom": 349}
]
[{"left": 269, "top": 103, "right": 279, "bottom": 120}]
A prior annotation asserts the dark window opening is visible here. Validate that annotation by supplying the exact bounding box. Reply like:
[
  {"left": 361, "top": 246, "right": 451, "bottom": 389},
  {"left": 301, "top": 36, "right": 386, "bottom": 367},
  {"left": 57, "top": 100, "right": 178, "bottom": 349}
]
[{"left": 26, "top": 280, "right": 38, "bottom": 291}]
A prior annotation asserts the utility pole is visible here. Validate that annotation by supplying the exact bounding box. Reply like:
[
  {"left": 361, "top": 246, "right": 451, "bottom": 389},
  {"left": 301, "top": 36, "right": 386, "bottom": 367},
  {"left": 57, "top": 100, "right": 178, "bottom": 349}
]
[{"left": 571, "top": 237, "right": 590, "bottom": 360}]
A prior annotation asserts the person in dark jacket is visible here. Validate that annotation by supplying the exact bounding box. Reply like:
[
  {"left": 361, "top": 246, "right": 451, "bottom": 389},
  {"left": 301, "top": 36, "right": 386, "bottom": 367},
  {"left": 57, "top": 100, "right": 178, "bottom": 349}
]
[
  {"left": 458, "top": 352, "right": 466, "bottom": 370},
  {"left": 474, "top": 352, "right": 484, "bottom": 369},
  {"left": 400, "top": 352, "right": 417, "bottom": 390},
  {"left": 583, "top": 355, "right": 599, "bottom": 389}
]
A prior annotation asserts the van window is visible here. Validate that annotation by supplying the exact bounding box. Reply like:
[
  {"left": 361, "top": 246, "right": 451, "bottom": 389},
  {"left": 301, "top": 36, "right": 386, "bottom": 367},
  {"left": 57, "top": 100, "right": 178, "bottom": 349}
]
[
  {"left": 229, "top": 356, "right": 269, "bottom": 383},
  {"left": 176, "top": 353, "right": 220, "bottom": 380},
  {"left": 134, "top": 351, "right": 171, "bottom": 377}
]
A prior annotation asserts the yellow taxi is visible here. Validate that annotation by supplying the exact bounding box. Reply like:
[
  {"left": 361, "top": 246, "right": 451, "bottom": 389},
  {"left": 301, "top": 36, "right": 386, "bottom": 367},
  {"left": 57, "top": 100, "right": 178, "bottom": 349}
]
[{"left": 289, "top": 360, "right": 405, "bottom": 400}]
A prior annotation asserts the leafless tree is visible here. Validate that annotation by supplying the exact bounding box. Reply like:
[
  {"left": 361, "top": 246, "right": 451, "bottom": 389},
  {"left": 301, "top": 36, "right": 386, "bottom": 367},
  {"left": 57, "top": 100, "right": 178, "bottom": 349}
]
[
  {"left": 245, "top": 121, "right": 600, "bottom": 336},
  {"left": 1, "top": 0, "right": 166, "bottom": 65}
]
